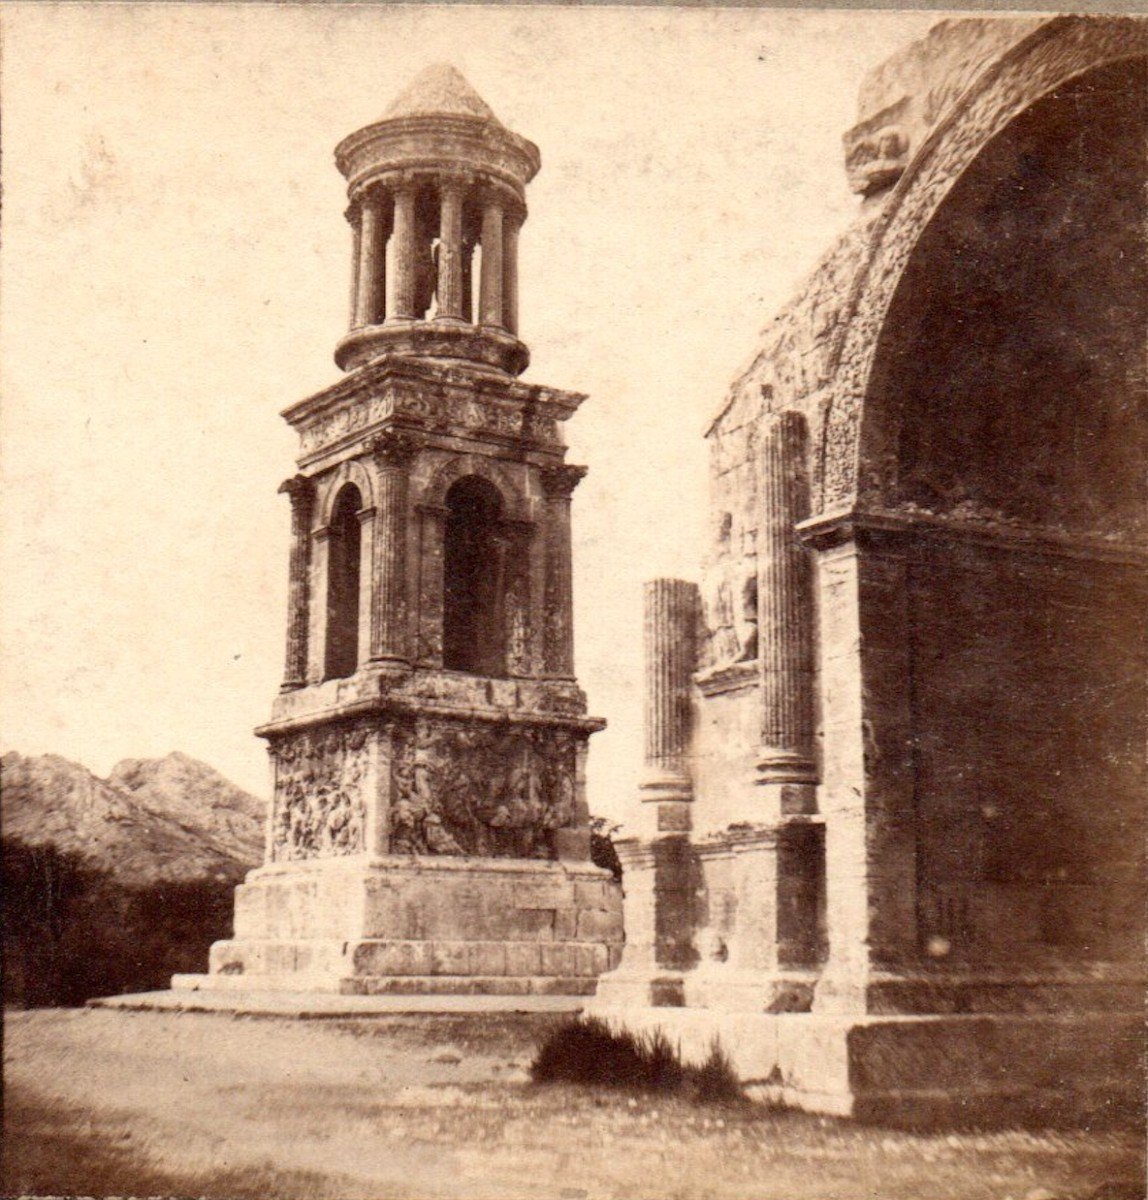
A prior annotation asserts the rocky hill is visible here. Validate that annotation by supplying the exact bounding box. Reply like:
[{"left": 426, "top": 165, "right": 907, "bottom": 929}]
[{"left": 1, "top": 751, "right": 264, "bottom": 885}]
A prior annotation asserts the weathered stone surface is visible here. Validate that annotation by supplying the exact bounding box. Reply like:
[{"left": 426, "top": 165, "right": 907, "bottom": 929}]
[
  {"left": 844, "top": 18, "right": 1045, "bottom": 196},
  {"left": 597, "top": 16, "right": 1148, "bottom": 1123},
  {"left": 198, "top": 858, "right": 621, "bottom": 994},
  {"left": 184, "top": 64, "right": 619, "bottom": 1003}
]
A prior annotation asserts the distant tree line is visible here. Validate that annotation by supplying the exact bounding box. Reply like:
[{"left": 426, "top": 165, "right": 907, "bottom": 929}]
[{"left": 2, "top": 839, "right": 242, "bottom": 1007}]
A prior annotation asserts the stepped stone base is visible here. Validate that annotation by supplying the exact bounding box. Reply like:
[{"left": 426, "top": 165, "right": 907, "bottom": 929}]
[
  {"left": 177, "top": 855, "right": 623, "bottom": 998},
  {"left": 91, "top": 989, "right": 587, "bottom": 1016},
  {"left": 586, "top": 1003, "right": 1145, "bottom": 1128}
]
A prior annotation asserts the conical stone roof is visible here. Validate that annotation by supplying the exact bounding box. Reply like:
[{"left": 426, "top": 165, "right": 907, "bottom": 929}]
[{"left": 384, "top": 63, "right": 500, "bottom": 124}]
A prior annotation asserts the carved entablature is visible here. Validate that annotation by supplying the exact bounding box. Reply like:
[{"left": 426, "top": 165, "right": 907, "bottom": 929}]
[
  {"left": 296, "top": 391, "right": 395, "bottom": 459},
  {"left": 270, "top": 723, "right": 371, "bottom": 861},
  {"left": 389, "top": 717, "right": 578, "bottom": 859},
  {"left": 285, "top": 361, "right": 582, "bottom": 465}
]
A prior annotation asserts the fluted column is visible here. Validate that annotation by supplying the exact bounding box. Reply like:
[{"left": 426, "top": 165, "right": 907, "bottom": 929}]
[
  {"left": 502, "top": 212, "right": 521, "bottom": 336},
  {"left": 540, "top": 464, "right": 585, "bottom": 679},
  {"left": 478, "top": 197, "right": 505, "bottom": 328},
  {"left": 390, "top": 182, "right": 418, "bottom": 321},
  {"left": 368, "top": 430, "right": 418, "bottom": 664},
  {"left": 641, "top": 579, "right": 698, "bottom": 829},
  {"left": 353, "top": 188, "right": 388, "bottom": 327},
  {"left": 436, "top": 180, "right": 467, "bottom": 322},
  {"left": 278, "top": 475, "right": 315, "bottom": 691},
  {"left": 756, "top": 410, "right": 817, "bottom": 798}
]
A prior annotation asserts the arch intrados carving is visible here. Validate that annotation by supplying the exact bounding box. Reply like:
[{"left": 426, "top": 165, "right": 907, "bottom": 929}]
[
  {"left": 817, "top": 15, "right": 1147, "bottom": 512},
  {"left": 420, "top": 454, "right": 527, "bottom": 522},
  {"left": 318, "top": 459, "right": 376, "bottom": 525}
]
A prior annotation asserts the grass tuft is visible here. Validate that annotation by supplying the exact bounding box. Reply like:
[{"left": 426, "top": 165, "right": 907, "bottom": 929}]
[{"left": 530, "top": 1017, "right": 743, "bottom": 1104}]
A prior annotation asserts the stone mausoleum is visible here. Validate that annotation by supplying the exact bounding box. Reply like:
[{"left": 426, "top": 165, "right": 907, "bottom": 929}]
[
  {"left": 593, "top": 16, "right": 1147, "bottom": 1124},
  {"left": 177, "top": 65, "right": 622, "bottom": 998}
]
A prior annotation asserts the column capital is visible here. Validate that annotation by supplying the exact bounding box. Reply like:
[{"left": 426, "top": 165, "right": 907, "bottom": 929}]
[
  {"left": 390, "top": 173, "right": 420, "bottom": 196},
  {"left": 438, "top": 173, "right": 471, "bottom": 199},
  {"left": 350, "top": 180, "right": 390, "bottom": 209},
  {"left": 278, "top": 474, "right": 315, "bottom": 509},
  {"left": 540, "top": 464, "right": 587, "bottom": 500},
  {"left": 367, "top": 429, "right": 420, "bottom": 469}
]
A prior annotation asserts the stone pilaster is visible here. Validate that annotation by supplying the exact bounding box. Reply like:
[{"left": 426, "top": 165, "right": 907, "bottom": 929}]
[
  {"left": 756, "top": 410, "right": 817, "bottom": 810},
  {"left": 478, "top": 197, "right": 505, "bottom": 328},
  {"left": 390, "top": 183, "right": 418, "bottom": 321},
  {"left": 641, "top": 578, "right": 698, "bottom": 832},
  {"left": 502, "top": 213, "right": 521, "bottom": 336},
  {"left": 309, "top": 524, "right": 333, "bottom": 682},
  {"left": 436, "top": 180, "right": 467, "bottom": 322},
  {"left": 278, "top": 475, "right": 315, "bottom": 691},
  {"left": 355, "top": 505, "right": 376, "bottom": 673},
  {"left": 353, "top": 188, "right": 388, "bottom": 327},
  {"left": 368, "top": 430, "right": 418, "bottom": 664},
  {"left": 540, "top": 464, "right": 586, "bottom": 679}
]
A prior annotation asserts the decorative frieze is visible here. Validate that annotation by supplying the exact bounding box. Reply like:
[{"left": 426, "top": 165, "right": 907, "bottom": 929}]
[
  {"left": 296, "top": 388, "right": 561, "bottom": 460},
  {"left": 270, "top": 723, "right": 371, "bottom": 860},
  {"left": 390, "top": 718, "right": 578, "bottom": 858}
]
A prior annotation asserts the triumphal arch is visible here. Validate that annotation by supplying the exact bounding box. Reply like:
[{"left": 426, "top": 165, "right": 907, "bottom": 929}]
[
  {"left": 179, "top": 65, "right": 622, "bottom": 998},
  {"left": 594, "top": 16, "right": 1147, "bottom": 1124}
]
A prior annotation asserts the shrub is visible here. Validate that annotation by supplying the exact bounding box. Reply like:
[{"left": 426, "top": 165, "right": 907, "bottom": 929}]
[
  {"left": 2, "top": 839, "right": 242, "bottom": 1007},
  {"left": 530, "top": 1016, "right": 742, "bottom": 1103},
  {"left": 589, "top": 817, "right": 623, "bottom": 882}
]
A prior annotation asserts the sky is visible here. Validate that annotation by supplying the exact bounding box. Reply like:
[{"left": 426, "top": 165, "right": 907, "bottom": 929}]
[{"left": 1, "top": 3, "right": 942, "bottom": 819}]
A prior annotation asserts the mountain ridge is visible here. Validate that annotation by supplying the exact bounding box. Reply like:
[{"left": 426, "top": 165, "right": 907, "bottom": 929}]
[{"left": 1, "top": 750, "right": 264, "bottom": 885}]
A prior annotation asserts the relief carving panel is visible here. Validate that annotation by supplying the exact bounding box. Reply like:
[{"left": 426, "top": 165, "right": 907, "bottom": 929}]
[
  {"left": 390, "top": 718, "right": 577, "bottom": 859},
  {"left": 271, "top": 723, "right": 371, "bottom": 860}
]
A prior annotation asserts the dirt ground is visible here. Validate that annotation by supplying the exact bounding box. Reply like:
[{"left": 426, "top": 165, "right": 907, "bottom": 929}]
[{"left": 3, "top": 1007, "right": 1143, "bottom": 1200}]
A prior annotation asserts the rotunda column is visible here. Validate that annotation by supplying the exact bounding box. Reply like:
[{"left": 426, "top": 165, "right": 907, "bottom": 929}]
[
  {"left": 540, "top": 464, "right": 586, "bottom": 678},
  {"left": 346, "top": 203, "right": 362, "bottom": 328},
  {"left": 353, "top": 187, "right": 389, "bottom": 327},
  {"left": 368, "top": 430, "right": 418, "bottom": 664},
  {"left": 436, "top": 179, "right": 467, "bottom": 322},
  {"left": 502, "top": 211, "right": 521, "bottom": 336},
  {"left": 479, "top": 196, "right": 505, "bottom": 328},
  {"left": 756, "top": 410, "right": 817, "bottom": 807},
  {"left": 390, "top": 182, "right": 419, "bottom": 321},
  {"left": 278, "top": 475, "right": 315, "bottom": 691}
]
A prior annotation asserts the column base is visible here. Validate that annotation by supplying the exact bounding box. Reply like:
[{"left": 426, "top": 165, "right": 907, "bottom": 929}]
[{"left": 335, "top": 321, "right": 529, "bottom": 375}]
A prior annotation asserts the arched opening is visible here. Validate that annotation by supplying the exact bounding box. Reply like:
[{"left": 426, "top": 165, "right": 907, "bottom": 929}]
[
  {"left": 443, "top": 475, "right": 506, "bottom": 676},
  {"left": 324, "top": 484, "right": 363, "bottom": 679},
  {"left": 858, "top": 57, "right": 1147, "bottom": 966}
]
